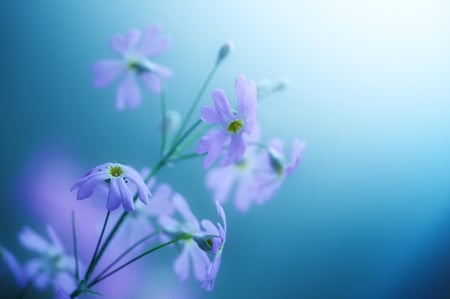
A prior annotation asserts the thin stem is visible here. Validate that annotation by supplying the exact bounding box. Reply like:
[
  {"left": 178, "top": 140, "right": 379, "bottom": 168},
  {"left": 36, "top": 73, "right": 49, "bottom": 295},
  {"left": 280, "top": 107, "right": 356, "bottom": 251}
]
[
  {"left": 169, "top": 152, "right": 202, "bottom": 163},
  {"left": 88, "top": 235, "right": 189, "bottom": 288},
  {"left": 173, "top": 64, "right": 218, "bottom": 146},
  {"left": 91, "top": 230, "right": 161, "bottom": 284},
  {"left": 160, "top": 91, "right": 167, "bottom": 157},
  {"left": 14, "top": 280, "right": 32, "bottom": 299},
  {"left": 71, "top": 211, "right": 80, "bottom": 281},
  {"left": 84, "top": 211, "right": 110, "bottom": 281}
]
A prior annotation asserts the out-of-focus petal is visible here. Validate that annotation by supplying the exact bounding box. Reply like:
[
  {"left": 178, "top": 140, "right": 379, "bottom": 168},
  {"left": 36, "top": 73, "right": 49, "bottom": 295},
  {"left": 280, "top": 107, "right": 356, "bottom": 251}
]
[
  {"left": 154, "top": 63, "right": 173, "bottom": 78},
  {"left": 92, "top": 60, "right": 125, "bottom": 88},
  {"left": 172, "top": 193, "right": 199, "bottom": 231},
  {"left": 141, "top": 72, "right": 162, "bottom": 93},
  {"left": 205, "top": 166, "right": 235, "bottom": 203},
  {"left": 0, "top": 246, "right": 27, "bottom": 287},
  {"left": 190, "top": 245, "right": 209, "bottom": 281},
  {"left": 285, "top": 140, "right": 306, "bottom": 176},
  {"left": 235, "top": 74, "right": 257, "bottom": 118},
  {"left": 234, "top": 176, "right": 255, "bottom": 212},
  {"left": 116, "top": 72, "right": 141, "bottom": 110},
  {"left": 111, "top": 29, "right": 141, "bottom": 55},
  {"left": 200, "top": 219, "right": 219, "bottom": 236},
  {"left": 138, "top": 24, "right": 172, "bottom": 56},
  {"left": 18, "top": 227, "right": 49, "bottom": 254},
  {"left": 174, "top": 248, "right": 190, "bottom": 282},
  {"left": 221, "top": 135, "right": 245, "bottom": 167}
]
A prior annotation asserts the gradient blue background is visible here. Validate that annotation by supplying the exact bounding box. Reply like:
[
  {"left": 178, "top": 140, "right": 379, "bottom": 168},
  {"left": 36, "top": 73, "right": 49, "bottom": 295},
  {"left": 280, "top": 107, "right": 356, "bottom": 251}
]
[{"left": 1, "top": 0, "right": 450, "bottom": 298}]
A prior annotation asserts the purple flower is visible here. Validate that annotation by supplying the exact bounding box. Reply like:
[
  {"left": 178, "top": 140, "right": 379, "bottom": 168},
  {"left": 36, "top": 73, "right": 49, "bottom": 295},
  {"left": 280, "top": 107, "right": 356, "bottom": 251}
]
[
  {"left": 158, "top": 193, "right": 210, "bottom": 283},
  {"left": 93, "top": 24, "right": 172, "bottom": 110},
  {"left": 196, "top": 74, "right": 257, "bottom": 169},
  {"left": 253, "top": 139, "right": 306, "bottom": 204},
  {"left": 206, "top": 138, "right": 305, "bottom": 211},
  {"left": 71, "top": 163, "right": 151, "bottom": 212},
  {"left": 197, "top": 201, "right": 227, "bottom": 291},
  {"left": 1, "top": 226, "right": 77, "bottom": 294}
]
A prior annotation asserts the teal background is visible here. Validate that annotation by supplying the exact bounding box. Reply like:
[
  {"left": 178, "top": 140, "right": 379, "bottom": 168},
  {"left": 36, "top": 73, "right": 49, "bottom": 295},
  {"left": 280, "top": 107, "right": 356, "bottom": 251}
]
[{"left": 1, "top": 0, "right": 450, "bottom": 298}]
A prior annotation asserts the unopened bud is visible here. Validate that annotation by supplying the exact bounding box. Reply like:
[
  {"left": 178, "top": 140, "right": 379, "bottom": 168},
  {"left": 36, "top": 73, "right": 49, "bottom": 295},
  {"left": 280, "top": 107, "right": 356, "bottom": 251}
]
[
  {"left": 216, "top": 40, "right": 234, "bottom": 65},
  {"left": 160, "top": 109, "right": 181, "bottom": 133}
]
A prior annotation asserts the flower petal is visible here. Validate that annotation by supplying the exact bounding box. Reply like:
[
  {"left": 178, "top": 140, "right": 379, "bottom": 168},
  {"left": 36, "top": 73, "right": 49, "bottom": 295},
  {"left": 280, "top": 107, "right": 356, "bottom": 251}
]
[
  {"left": 235, "top": 74, "right": 257, "bottom": 119},
  {"left": 92, "top": 60, "right": 125, "bottom": 88},
  {"left": 205, "top": 166, "right": 236, "bottom": 204},
  {"left": 0, "top": 246, "right": 27, "bottom": 287},
  {"left": 200, "top": 106, "right": 222, "bottom": 124},
  {"left": 221, "top": 135, "right": 245, "bottom": 166},
  {"left": 196, "top": 130, "right": 228, "bottom": 169},
  {"left": 285, "top": 140, "right": 306, "bottom": 176},
  {"left": 125, "top": 167, "right": 151, "bottom": 204},
  {"left": 111, "top": 29, "right": 141, "bottom": 55},
  {"left": 117, "top": 177, "right": 134, "bottom": 211},
  {"left": 212, "top": 89, "right": 233, "bottom": 121},
  {"left": 76, "top": 172, "right": 108, "bottom": 200},
  {"left": 138, "top": 24, "right": 172, "bottom": 56},
  {"left": 172, "top": 193, "right": 199, "bottom": 230},
  {"left": 106, "top": 179, "right": 121, "bottom": 211},
  {"left": 190, "top": 245, "right": 209, "bottom": 281},
  {"left": 141, "top": 72, "right": 162, "bottom": 94},
  {"left": 19, "top": 227, "right": 50, "bottom": 254},
  {"left": 174, "top": 247, "right": 190, "bottom": 282},
  {"left": 154, "top": 63, "right": 173, "bottom": 78},
  {"left": 201, "top": 219, "right": 219, "bottom": 236},
  {"left": 116, "top": 72, "right": 142, "bottom": 110}
]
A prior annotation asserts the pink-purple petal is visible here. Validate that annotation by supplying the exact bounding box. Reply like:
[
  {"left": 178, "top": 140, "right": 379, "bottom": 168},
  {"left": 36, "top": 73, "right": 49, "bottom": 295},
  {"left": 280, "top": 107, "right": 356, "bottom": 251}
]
[
  {"left": 141, "top": 72, "right": 162, "bottom": 93},
  {"left": 221, "top": 135, "right": 245, "bottom": 167},
  {"left": 92, "top": 60, "right": 125, "bottom": 88},
  {"left": 285, "top": 140, "right": 306, "bottom": 176},
  {"left": 106, "top": 179, "right": 121, "bottom": 211},
  {"left": 235, "top": 74, "right": 257, "bottom": 118},
  {"left": 110, "top": 29, "right": 141, "bottom": 55},
  {"left": 200, "top": 106, "right": 222, "bottom": 124},
  {"left": 212, "top": 89, "right": 233, "bottom": 121},
  {"left": 117, "top": 178, "right": 134, "bottom": 211},
  {"left": 138, "top": 24, "right": 172, "bottom": 56},
  {"left": 174, "top": 248, "right": 190, "bottom": 282},
  {"left": 190, "top": 246, "right": 209, "bottom": 281},
  {"left": 116, "top": 73, "right": 141, "bottom": 110}
]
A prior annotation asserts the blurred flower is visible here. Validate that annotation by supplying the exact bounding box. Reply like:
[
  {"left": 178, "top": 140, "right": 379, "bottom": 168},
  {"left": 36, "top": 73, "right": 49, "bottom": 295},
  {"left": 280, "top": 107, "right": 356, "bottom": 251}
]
[
  {"left": 93, "top": 24, "right": 172, "bottom": 110},
  {"left": 253, "top": 139, "right": 306, "bottom": 204},
  {"left": 158, "top": 194, "right": 210, "bottom": 284},
  {"left": 71, "top": 162, "right": 151, "bottom": 212},
  {"left": 1, "top": 226, "right": 77, "bottom": 294},
  {"left": 191, "top": 201, "right": 227, "bottom": 291},
  {"left": 257, "top": 77, "right": 290, "bottom": 98},
  {"left": 206, "top": 137, "right": 305, "bottom": 211},
  {"left": 196, "top": 74, "right": 258, "bottom": 168},
  {"left": 216, "top": 40, "right": 234, "bottom": 65}
]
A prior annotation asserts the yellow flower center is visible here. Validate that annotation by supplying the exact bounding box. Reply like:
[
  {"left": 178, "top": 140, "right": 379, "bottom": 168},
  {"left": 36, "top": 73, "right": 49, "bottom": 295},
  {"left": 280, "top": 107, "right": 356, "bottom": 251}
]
[
  {"left": 227, "top": 119, "right": 244, "bottom": 134},
  {"left": 109, "top": 165, "right": 124, "bottom": 177}
]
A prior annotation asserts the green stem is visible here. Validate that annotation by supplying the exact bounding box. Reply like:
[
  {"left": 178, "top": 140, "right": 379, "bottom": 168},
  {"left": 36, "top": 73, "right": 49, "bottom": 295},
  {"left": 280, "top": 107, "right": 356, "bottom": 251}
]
[
  {"left": 88, "top": 235, "right": 189, "bottom": 288},
  {"left": 84, "top": 211, "right": 110, "bottom": 281},
  {"left": 169, "top": 152, "right": 202, "bottom": 163},
  {"left": 173, "top": 64, "right": 218, "bottom": 146},
  {"left": 91, "top": 230, "right": 161, "bottom": 284},
  {"left": 160, "top": 91, "right": 167, "bottom": 157},
  {"left": 71, "top": 211, "right": 80, "bottom": 281}
]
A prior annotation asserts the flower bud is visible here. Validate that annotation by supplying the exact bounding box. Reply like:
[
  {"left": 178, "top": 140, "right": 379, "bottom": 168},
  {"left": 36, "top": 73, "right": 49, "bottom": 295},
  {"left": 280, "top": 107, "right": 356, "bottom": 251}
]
[
  {"left": 216, "top": 40, "right": 234, "bottom": 65},
  {"left": 160, "top": 109, "right": 181, "bottom": 133}
]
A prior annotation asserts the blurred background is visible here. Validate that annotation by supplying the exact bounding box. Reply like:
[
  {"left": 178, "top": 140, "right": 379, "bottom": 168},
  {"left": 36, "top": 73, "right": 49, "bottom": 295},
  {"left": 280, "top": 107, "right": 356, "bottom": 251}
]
[{"left": 1, "top": 0, "right": 450, "bottom": 298}]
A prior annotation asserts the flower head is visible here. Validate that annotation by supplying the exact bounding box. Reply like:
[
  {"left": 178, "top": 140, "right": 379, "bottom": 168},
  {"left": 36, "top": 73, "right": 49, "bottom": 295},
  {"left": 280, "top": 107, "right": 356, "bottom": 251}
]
[
  {"left": 253, "top": 139, "right": 306, "bottom": 204},
  {"left": 206, "top": 138, "right": 305, "bottom": 211},
  {"left": 198, "top": 201, "right": 227, "bottom": 291},
  {"left": 1, "top": 226, "right": 77, "bottom": 294},
  {"left": 71, "top": 162, "right": 151, "bottom": 212},
  {"left": 93, "top": 24, "right": 173, "bottom": 110},
  {"left": 158, "top": 193, "right": 210, "bottom": 283},
  {"left": 196, "top": 74, "right": 257, "bottom": 168}
]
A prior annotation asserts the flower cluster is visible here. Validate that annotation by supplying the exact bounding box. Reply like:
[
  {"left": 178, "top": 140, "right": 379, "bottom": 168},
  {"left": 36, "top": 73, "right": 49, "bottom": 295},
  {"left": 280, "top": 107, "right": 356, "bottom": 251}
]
[{"left": 1, "top": 22, "right": 304, "bottom": 299}]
